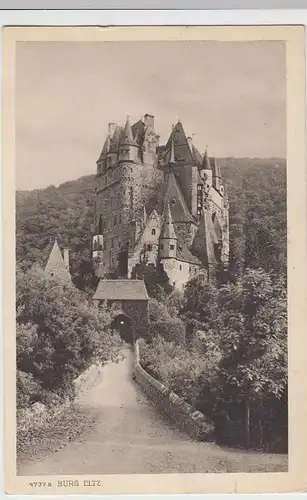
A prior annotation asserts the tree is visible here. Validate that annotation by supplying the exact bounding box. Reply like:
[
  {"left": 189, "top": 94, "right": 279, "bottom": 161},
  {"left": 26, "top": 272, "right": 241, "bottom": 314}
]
[
  {"left": 130, "top": 262, "right": 173, "bottom": 299},
  {"left": 16, "top": 266, "right": 122, "bottom": 401}
]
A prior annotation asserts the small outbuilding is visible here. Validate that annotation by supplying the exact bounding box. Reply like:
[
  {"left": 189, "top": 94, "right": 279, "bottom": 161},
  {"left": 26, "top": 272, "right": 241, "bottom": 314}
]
[{"left": 93, "top": 279, "right": 149, "bottom": 342}]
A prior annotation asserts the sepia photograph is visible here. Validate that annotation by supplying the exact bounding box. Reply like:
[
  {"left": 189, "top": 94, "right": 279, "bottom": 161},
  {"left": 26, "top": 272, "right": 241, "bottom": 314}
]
[{"left": 3, "top": 25, "right": 307, "bottom": 495}]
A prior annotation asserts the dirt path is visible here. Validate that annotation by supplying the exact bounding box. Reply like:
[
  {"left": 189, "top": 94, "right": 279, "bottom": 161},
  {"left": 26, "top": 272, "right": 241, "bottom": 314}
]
[{"left": 18, "top": 350, "right": 287, "bottom": 475}]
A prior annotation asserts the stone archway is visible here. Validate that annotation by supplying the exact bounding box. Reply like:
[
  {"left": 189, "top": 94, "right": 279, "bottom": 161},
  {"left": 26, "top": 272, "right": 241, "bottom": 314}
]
[{"left": 110, "top": 313, "right": 133, "bottom": 344}]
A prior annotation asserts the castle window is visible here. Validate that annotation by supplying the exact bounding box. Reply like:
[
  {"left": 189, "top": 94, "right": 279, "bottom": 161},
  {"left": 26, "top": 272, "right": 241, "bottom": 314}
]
[
  {"left": 170, "top": 244, "right": 175, "bottom": 250},
  {"left": 151, "top": 229, "right": 156, "bottom": 235},
  {"left": 114, "top": 216, "right": 117, "bottom": 226},
  {"left": 199, "top": 273, "right": 205, "bottom": 281},
  {"left": 189, "top": 266, "right": 192, "bottom": 272},
  {"left": 171, "top": 198, "right": 176, "bottom": 205},
  {"left": 147, "top": 244, "right": 152, "bottom": 251},
  {"left": 212, "top": 212, "right": 216, "bottom": 222},
  {"left": 160, "top": 244, "right": 164, "bottom": 250},
  {"left": 179, "top": 265, "right": 182, "bottom": 271}
]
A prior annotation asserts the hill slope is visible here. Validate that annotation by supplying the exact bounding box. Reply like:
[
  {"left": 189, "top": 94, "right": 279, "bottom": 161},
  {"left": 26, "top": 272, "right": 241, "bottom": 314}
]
[{"left": 16, "top": 158, "right": 287, "bottom": 289}]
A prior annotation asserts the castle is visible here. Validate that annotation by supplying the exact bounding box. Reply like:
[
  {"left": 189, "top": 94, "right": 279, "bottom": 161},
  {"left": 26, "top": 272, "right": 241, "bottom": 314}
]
[{"left": 92, "top": 114, "right": 229, "bottom": 290}]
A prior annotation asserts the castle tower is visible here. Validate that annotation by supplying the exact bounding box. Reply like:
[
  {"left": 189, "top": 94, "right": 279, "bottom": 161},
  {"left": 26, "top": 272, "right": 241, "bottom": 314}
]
[
  {"left": 93, "top": 114, "right": 164, "bottom": 278},
  {"left": 118, "top": 117, "right": 138, "bottom": 163},
  {"left": 159, "top": 201, "right": 177, "bottom": 259},
  {"left": 45, "top": 238, "right": 71, "bottom": 283}
]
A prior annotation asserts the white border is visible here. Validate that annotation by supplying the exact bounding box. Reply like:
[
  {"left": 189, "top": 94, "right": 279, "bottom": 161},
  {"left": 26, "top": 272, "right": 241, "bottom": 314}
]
[{"left": 1, "top": 8, "right": 306, "bottom": 500}]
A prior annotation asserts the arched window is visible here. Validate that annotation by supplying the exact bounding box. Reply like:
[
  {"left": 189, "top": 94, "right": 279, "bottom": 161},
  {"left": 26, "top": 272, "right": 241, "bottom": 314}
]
[{"left": 151, "top": 228, "right": 156, "bottom": 235}]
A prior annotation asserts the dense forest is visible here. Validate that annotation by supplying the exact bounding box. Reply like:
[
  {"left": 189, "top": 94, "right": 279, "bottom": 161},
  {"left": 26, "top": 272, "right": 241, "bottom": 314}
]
[
  {"left": 16, "top": 157, "right": 287, "bottom": 455},
  {"left": 16, "top": 157, "right": 287, "bottom": 285}
]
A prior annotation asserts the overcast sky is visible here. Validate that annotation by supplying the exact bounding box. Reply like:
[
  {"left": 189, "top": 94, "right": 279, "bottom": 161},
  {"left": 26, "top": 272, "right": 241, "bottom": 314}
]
[{"left": 16, "top": 40, "right": 286, "bottom": 191}]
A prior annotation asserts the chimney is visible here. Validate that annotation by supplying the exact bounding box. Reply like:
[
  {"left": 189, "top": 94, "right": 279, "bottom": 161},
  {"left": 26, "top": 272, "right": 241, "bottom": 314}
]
[
  {"left": 108, "top": 122, "right": 116, "bottom": 138},
  {"left": 144, "top": 114, "right": 154, "bottom": 128},
  {"left": 187, "top": 136, "right": 193, "bottom": 153},
  {"left": 63, "top": 248, "right": 70, "bottom": 271}
]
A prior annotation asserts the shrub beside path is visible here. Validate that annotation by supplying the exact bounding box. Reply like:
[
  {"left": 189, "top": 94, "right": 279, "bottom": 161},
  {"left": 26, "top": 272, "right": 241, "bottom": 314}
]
[{"left": 18, "top": 350, "right": 287, "bottom": 476}]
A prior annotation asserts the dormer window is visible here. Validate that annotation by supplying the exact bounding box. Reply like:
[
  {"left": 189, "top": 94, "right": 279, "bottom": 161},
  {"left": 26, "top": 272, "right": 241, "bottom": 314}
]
[{"left": 170, "top": 244, "right": 175, "bottom": 250}]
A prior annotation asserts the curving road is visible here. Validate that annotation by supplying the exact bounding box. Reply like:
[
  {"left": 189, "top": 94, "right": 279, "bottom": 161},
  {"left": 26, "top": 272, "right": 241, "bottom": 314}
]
[{"left": 18, "top": 350, "right": 287, "bottom": 475}]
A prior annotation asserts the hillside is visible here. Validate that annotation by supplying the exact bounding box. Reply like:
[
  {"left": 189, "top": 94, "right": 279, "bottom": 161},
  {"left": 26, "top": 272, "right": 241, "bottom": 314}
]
[{"left": 16, "top": 158, "right": 287, "bottom": 289}]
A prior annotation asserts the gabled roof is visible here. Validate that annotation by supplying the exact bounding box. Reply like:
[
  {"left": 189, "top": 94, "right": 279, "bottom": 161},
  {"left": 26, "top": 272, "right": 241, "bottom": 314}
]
[
  {"left": 45, "top": 239, "right": 71, "bottom": 282},
  {"left": 164, "top": 121, "right": 195, "bottom": 165},
  {"left": 161, "top": 170, "right": 196, "bottom": 224},
  {"left": 93, "top": 279, "right": 149, "bottom": 301},
  {"left": 191, "top": 209, "right": 217, "bottom": 266}
]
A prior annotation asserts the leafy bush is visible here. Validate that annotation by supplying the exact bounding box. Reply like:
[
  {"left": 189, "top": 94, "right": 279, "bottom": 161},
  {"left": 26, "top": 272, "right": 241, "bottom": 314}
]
[
  {"left": 16, "top": 265, "right": 122, "bottom": 407},
  {"left": 142, "top": 269, "right": 287, "bottom": 452},
  {"left": 148, "top": 298, "right": 170, "bottom": 322},
  {"left": 148, "top": 318, "right": 186, "bottom": 344}
]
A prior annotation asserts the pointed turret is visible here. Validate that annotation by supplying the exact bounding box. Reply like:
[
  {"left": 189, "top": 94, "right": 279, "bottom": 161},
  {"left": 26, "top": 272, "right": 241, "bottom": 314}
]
[
  {"left": 45, "top": 239, "right": 71, "bottom": 282},
  {"left": 212, "top": 157, "right": 222, "bottom": 191},
  {"left": 119, "top": 117, "right": 138, "bottom": 163},
  {"left": 159, "top": 202, "right": 177, "bottom": 259},
  {"left": 202, "top": 149, "right": 212, "bottom": 171},
  {"left": 120, "top": 116, "right": 137, "bottom": 146}
]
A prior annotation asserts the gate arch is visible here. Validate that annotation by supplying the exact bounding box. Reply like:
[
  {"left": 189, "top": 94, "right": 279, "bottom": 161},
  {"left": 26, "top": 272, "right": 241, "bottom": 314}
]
[{"left": 110, "top": 312, "right": 133, "bottom": 343}]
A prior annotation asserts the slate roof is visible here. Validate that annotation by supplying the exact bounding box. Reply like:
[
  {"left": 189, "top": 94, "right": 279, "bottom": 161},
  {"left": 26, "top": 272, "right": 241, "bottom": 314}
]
[
  {"left": 191, "top": 209, "right": 217, "bottom": 266},
  {"left": 164, "top": 121, "right": 195, "bottom": 165},
  {"left": 44, "top": 239, "right": 71, "bottom": 282},
  {"left": 191, "top": 144, "right": 203, "bottom": 166},
  {"left": 93, "top": 279, "right": 149, "bottom": 301},
  {"left": 176, "top": 236, "right": 202, "bottom": 265},
  {"left": 109, "top": 125, "right": 123, "bottom": 152},
  {"left": 120, "top": 117, "right": 138, "bottom": 146},
  {"left": 97, "top": 135, "right": 110, "bottom": 162},
  {"left": 202, "top": 149, "right": 212, "bottom": 170},
  {"left": 131, "top": 119, "right": 145, "bottom": 144},
  {"left": 160, "top": 201, "right": 177, "bottom": 239},
  {"left": 161, "top": 170, "right": 196, "bottom": 224}
]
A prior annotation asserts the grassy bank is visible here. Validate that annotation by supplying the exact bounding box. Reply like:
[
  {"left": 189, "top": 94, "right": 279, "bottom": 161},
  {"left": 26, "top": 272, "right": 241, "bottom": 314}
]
[{"left": 17, "top": 401, "right": 100, "bottom": 466}]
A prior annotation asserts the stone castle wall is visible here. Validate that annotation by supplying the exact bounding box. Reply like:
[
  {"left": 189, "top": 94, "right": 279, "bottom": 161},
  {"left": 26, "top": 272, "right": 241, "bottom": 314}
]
[{"left": 133, "top": 341, "right": 214, "bottom": 441}]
